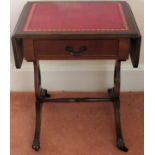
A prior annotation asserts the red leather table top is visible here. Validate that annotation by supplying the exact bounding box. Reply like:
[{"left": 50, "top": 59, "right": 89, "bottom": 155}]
[{"left": 24, "top": 2, "right": 129, "bottom": 32}]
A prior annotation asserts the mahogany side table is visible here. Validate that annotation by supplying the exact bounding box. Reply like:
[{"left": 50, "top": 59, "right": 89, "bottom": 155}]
[{"left": 12, "top": 1, "right": 141, "bottom": 152}]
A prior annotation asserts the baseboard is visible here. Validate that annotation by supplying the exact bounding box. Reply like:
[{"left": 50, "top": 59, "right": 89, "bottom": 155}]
[{"left": 10, "top": 61, "right": 144, "bottom": 92}]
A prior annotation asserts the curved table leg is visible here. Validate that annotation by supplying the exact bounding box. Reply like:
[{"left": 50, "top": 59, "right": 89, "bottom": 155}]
[
  {"left": 108, "top": 61, "right": 128, "bottom": 152},
  {"left": 114, "top": 97, "right": 128, "bottom": 152},
  {"left": 32, "top": 100, "right": 42, "bottom": 151},
  {"left": 32, "top": 60, "right": 50, "bottom": 151}
]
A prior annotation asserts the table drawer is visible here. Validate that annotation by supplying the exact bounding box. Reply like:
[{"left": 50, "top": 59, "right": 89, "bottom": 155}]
[
  {"left": 33, "top": 39, "right": 119, "bottom": 59},
  {"left": 23, "top": 39, "right": 129, "bottom": 60}
]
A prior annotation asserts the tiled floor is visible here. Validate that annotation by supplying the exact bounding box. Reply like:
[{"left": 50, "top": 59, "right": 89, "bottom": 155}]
[{"left": 10, "top": 92, "right": 144, "bottom": 155}]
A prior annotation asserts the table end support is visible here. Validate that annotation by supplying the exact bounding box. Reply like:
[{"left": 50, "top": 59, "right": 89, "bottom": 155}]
[
  {"left": 32, "top": 61, "right": 51, "bottom": 151},
  {"left": 108, "top": 61, "right": 128, "bottom": 152}
]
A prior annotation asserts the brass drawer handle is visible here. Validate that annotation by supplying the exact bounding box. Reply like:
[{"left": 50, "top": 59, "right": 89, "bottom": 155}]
[{"left": 65, "top": 46, "right": 87, "bottom": 56}]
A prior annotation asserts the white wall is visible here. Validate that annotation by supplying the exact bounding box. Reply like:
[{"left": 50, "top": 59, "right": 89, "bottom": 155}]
[{"left": 10, "top": 0, "right": 144, "bottom": 92}]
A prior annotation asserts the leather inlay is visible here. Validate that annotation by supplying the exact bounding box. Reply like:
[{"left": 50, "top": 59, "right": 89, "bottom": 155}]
[{"left": 24, "top": 2, "right": 129, "bottom": 32}]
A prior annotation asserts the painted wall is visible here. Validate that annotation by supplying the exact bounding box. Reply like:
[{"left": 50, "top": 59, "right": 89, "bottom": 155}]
[{"left": 10, "top": 0, "right": 144, "bottom": 92}]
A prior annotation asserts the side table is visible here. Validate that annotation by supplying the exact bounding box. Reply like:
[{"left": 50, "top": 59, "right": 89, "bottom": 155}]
[{"left": 12, "top": 1, "right": 141, "bottom": 152}]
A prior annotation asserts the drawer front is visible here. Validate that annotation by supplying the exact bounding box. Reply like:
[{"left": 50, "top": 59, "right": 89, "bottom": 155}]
[{"left": 33, "top": 40, "right": 119, "bottom": 59}]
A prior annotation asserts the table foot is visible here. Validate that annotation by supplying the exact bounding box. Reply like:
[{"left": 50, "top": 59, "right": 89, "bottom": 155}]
[
  {"left": 117, "top": 138, "right": 128, "bottom": 152},
  {"left": 32, "top": 138, "right": 40, "bottom": 151}
]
